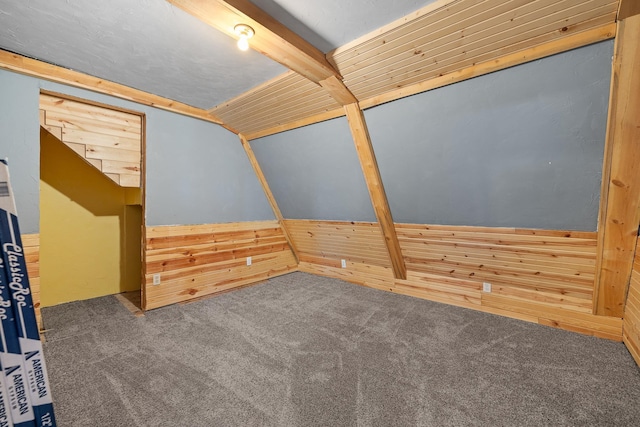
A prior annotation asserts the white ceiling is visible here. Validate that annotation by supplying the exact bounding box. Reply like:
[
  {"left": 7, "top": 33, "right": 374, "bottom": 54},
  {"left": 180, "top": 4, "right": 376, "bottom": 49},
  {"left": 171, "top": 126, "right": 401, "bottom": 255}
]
[
  {"left": 0, "top": 0, "right": 433, "bottom": 110},
  {"left": 250, "top": 0, "right": 433, "bottom": 52}
]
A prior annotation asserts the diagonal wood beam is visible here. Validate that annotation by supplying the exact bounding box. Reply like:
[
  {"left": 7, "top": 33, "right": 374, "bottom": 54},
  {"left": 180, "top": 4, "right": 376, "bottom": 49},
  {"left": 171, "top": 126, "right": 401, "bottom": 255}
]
[
  {"left": 239, "top": 134, "right": 300, "bottom": 264},
  {"left": 344, "top": 103, "right": 406, "bottom": 280},
  {"left": 166, "top": 0, "right": 357, "bottom": 105}
]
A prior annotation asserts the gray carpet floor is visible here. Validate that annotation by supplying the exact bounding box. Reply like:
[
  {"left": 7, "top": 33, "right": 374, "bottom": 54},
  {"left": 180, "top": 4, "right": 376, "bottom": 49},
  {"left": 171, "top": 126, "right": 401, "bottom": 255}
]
[{"left": 41, "top": 272, "right": 640, "bottom": 426}]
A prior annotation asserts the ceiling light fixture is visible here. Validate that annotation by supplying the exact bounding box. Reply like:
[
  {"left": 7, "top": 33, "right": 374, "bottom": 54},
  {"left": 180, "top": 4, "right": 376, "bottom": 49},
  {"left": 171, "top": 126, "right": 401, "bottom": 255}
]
[{"left": 234, "top": 24, "right": 254, "bottom": 51}]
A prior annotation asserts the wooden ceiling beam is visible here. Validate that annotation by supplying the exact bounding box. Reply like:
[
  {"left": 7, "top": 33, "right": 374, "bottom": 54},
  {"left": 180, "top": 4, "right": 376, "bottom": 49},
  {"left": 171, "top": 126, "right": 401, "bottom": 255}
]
[
  {"left": 167, "top": 0, "right": 335, "bottom": 81},
  {"left": 167, "top": 0, "right": 357, "bottom": 105},
  {"left": 0, "top": 49, "right": 223, "bottom": 125},
  {"left": 319, "top": 75, "right": 357, "bottom": 105}
]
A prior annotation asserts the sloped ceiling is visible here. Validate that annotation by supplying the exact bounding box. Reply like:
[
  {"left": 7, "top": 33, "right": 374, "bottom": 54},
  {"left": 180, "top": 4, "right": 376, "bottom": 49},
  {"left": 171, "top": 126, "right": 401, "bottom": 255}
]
[
  {"left": 0, "top": 0, "right": 620, "bottom": 136},
  {"left": 249, "top": 0, "right": 432, "bottom": 52},
  {"left": 0, "top": 0, "right": 285, "bottom": 109},
  {"left": 0, "top": 0, "right": 431, "bottom": 110},
  {"left": 211, "top": 0, "right": 619, "bottom": 137}
]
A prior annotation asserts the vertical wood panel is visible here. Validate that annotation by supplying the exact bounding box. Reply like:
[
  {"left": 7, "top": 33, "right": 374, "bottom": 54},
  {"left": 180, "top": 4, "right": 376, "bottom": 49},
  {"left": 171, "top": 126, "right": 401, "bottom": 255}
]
[
  {"left": 618, "top": 0, "right": 640, "bottom": 20},
  {"left": 344, "top": 103, "right": 406, "bottom": 279},
  {"left": 623, "top": 238, "right": 640, "bottom": 366},
  {"left": 22, "top": 234, "right": 41, "bottom": 330},
  {"left": 594, "top": 15, "right": 640, "bottom": 316}
]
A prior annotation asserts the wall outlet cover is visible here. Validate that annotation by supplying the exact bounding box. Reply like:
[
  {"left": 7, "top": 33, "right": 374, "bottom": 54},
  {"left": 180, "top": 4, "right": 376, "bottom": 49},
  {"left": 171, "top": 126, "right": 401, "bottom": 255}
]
[
  {"left": 153, "top": 274, "right": 161, "bottom": 285},
  {"left": 482, "top": 282, "right": 492, "bottom": 292},
  {"left": 341, "top": 259, "right": 347, "bottom": 268},
  {"left": 247, "top": 256, "right": 252, "bottom": 266}
]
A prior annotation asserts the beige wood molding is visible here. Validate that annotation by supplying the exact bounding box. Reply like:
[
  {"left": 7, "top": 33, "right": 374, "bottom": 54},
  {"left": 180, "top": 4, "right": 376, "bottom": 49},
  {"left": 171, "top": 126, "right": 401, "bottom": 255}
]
[{"left": 0, "top": 49, "right": 222, "bottom": 125}]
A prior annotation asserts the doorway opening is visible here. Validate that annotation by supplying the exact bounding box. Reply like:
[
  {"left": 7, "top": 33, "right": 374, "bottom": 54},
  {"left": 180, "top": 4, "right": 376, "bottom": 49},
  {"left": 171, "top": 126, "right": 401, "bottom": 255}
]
[{"left": 39, "top": 92, "right": 144, "bottom": 310}]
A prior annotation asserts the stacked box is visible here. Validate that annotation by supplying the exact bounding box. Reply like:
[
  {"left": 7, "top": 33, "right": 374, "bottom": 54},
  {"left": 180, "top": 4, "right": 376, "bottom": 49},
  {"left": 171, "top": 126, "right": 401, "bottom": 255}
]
[
  {"left": 0, "top": 161, "right": 56, "bottom": 427},
  {"left": 0, "top": 363, "right": 12, "bottom": 427},
  {"left": 0, "top": 254, "right": 33, "bottom": 427}
]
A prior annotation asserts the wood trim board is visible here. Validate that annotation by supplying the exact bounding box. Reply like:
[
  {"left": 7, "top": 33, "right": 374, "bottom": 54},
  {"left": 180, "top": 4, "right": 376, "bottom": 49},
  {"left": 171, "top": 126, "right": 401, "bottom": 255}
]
[
  {"left": 623, "top": 239, "right": 640, "bottom": 366},
  {"left": 22, "top": 234, "right": 42, "bottom": 331},
  {"left": 0, "top": 49, "right": 222, "bottom": 124}
]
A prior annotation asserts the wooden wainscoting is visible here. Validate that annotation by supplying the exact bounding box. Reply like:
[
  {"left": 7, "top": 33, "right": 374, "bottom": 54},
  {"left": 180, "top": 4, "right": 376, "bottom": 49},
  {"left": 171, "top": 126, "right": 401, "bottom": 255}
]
[
  {"left": 22, "top": 234, "right": 42, "bottom": 330},
  {"left": 285, "top": 220, "right": 622, "bottom": 341},
  {"left": 396, "top": 224, "right": 596, "bottom": 312},
  {"left": 623, "top": 239, "right": 640, "bottom": 364},
  {"left": 396, "top": 224, "right": 621, "bottom": 341},
  {"left": 285, "top": 219, "right": 395, "bottom": 288},
  {"left": 144, "top": 221, "right": 297, "bottom": 309}
]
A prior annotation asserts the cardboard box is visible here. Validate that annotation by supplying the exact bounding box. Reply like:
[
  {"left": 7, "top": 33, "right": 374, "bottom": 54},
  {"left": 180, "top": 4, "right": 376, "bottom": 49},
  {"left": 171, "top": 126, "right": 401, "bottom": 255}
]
[{"left": 0, "top": 161, "right": 55, "bottom": 427}]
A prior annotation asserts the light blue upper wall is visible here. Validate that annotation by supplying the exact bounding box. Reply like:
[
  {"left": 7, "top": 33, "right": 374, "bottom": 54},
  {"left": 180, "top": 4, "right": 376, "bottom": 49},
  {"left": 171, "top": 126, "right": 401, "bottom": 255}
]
[
  {"left": 0, "top": 71, "right": 41, "bottom": 233},
  {"left": 0, "top": 68, "right": 275, "bottom": 231},
  {"left": 141, "top": 110, "right": 274, "bottom": 226},
  {"left": 251, "top": 117, "right": 376, "bottom": 221},
  {"left": 0, "top": 39, "right": 614, "bottom": 232},
  {"left": 365, "top": 40, "right": 613, "bottom": 231}
]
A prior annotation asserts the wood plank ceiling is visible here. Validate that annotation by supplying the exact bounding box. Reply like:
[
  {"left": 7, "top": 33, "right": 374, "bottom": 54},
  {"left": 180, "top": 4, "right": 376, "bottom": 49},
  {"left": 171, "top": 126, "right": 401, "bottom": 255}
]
[
  {"left": 210, "top": 71, "right": 343, "bottom": 135},
  {"left": 206, "top": 0, "right": 618, "bottom": 138}
]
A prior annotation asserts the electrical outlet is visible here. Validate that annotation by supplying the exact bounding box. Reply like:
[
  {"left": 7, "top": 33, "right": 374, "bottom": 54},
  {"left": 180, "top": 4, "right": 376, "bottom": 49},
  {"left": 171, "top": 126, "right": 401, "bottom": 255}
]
[
  {"left": 482, "top": 282, "right": 492, "bottom": 293},
  {"left": 246, "top": 256, "right": 252, "bottom": 266},
  {"left": 153, "top": 274, "right": 161, "bottom": 285},
  {"left": 341, "top": 259, "right": 347, "bottom": 268}
]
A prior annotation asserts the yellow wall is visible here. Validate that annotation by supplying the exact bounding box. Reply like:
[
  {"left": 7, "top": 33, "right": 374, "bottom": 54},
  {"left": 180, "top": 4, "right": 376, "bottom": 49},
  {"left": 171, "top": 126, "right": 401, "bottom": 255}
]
[
  {"left": 123, "top": 204, "right": 142, "bottom": 294},
  {"left": 40, "top": 128, "right": 141, "bottom": 307}
]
